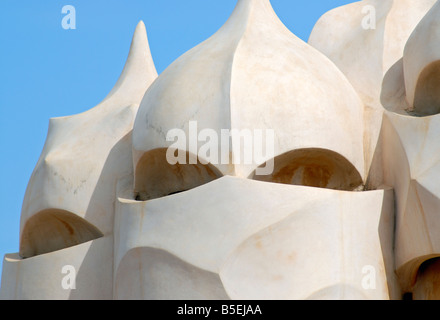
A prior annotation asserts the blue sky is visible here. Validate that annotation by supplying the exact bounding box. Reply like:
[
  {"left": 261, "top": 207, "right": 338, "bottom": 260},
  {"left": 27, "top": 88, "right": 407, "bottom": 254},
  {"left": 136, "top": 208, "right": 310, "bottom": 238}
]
[{"left": 0, "top": 0, "right": 355, "bottom": 281}]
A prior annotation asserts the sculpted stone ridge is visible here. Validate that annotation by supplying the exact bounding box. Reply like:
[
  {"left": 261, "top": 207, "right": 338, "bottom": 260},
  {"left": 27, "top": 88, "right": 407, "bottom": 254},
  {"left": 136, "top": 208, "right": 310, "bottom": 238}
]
[
  {"left": 132, "top": 0, "right": 365, "bottom": 181},
  {"left": 309, "top": 0, "right": 437, "bottom": 177},
  {"left": 2, "top": 0, "right": 440, "bottom": 300}
]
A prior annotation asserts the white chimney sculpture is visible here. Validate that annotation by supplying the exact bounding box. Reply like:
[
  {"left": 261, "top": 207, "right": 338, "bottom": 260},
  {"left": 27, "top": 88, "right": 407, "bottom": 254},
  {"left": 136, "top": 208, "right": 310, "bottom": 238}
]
[{"left": 2, "top": 0, "right": 440, "bottom": 300}]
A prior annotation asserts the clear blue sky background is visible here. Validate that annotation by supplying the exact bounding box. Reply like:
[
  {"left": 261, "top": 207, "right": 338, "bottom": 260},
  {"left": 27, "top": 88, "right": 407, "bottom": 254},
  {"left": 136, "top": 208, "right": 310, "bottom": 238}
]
[{"left": 0, "top": 0, "right": 355, "bottom": 283}]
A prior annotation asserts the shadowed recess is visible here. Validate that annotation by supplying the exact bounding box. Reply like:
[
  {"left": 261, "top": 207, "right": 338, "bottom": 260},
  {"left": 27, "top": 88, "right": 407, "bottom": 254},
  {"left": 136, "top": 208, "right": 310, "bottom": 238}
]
[
  {"left": 134, "top": 148, "right": 223, "bottom": 201},
  {"left": 413, "top": 258, "right": 440, "bottom": 300},
  {"left": 413, "top": 60, "right": 440, "bottom": 117},
  {"left": 250, "top": 148, "right": 363, "bottom": 191},
  {"left": 19, "top": 209, "right": 104, "bottom": 259}
]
